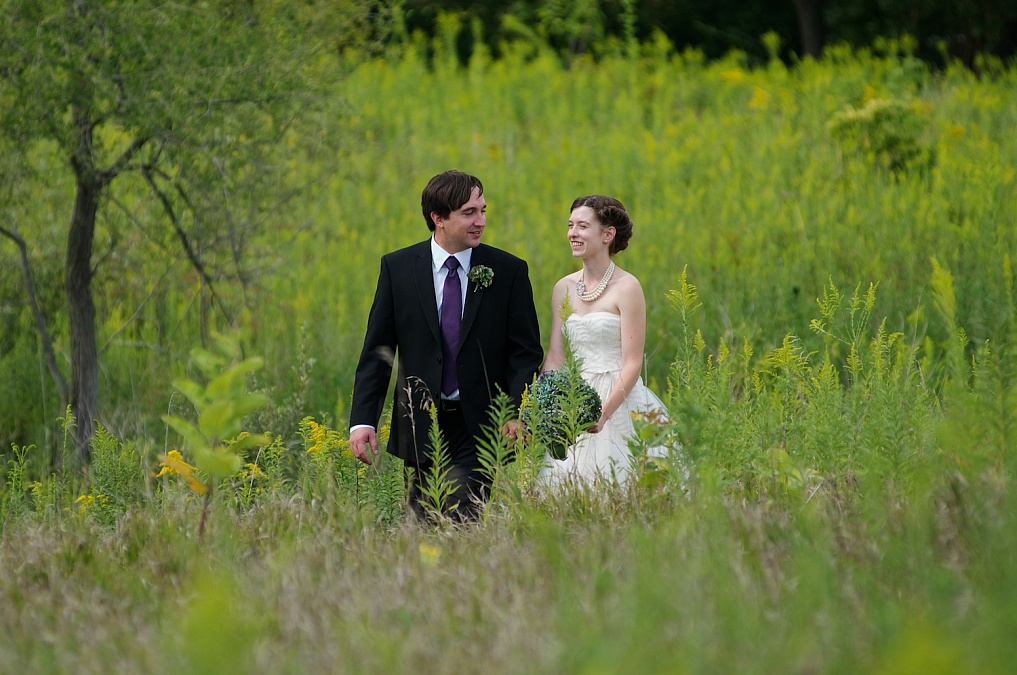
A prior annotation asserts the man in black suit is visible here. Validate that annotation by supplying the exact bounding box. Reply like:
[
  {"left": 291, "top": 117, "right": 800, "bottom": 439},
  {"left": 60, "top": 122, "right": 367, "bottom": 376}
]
[{"left": 349, "top": 170, "right": 543, "bottom": 520}]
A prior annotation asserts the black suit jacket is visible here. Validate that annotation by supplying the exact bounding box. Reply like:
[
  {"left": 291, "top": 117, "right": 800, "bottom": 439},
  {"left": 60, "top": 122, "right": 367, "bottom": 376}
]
[{"left": 350, "top": 240, "right": 543, "bottom": 464}]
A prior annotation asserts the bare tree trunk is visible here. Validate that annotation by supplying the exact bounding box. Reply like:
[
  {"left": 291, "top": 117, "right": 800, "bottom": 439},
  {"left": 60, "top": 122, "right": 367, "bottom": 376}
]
[
  {"left": 67, "top": 113, "right": 103, "bottom": 462},
  {"left": 792, "top": 0, "right": 824, "bottom": 58},
  {"left": 63, "top": 106, "right": 148, "bottom": 462},
  {"left": 67, "top": 174, "right": 101, "bottom": 461}
]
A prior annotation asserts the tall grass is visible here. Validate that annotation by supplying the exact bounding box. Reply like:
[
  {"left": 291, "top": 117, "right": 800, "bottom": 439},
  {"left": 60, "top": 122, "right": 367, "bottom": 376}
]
[
  {"left": 1, "top": 254, "right": 1014, "bottom": 672},
  {"left": 1, "top": 26, "right": 1016, "bottom": 673}
]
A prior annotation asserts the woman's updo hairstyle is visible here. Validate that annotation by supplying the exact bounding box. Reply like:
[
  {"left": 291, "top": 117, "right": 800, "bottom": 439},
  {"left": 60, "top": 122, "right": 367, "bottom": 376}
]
[{"left": 570, "top": 195, "right": 633, "bottom": 255}]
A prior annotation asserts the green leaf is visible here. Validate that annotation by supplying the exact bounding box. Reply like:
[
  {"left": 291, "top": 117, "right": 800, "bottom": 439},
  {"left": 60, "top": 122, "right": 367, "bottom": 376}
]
[
  {"left": 228, "top": 434, "right": 270, "bottom": 454},
  {"left": 205, "top": 357, "right": 264, "bottom": 399},
  {"left": 162, "top": 414, "right": 211, "bottom": 453},
  {"left": 171, "top": 379, "right": 207, "bottom": 411},
  {"left": 231, "top": 392, "right": 269, "bottom": 419},
  {"left": 198, "top": 400, "right": 240, "bottom": 443},
  {"left": 190, "top": 348, "right": 224, "bottom": 378},
  {"left": 194, "top": 448, "right": 243, "bottom": 480},
  {"left": 204, "top": 369, "right": 243, "bottom": 401},
  {"left": 211, "top": 332, "right": 243, "bottom": 362}
]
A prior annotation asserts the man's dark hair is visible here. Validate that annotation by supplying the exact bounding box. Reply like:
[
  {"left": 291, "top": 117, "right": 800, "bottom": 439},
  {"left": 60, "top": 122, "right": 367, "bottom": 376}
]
[{"left": 421, "top": 171, "right": 484, "bottom": 231}]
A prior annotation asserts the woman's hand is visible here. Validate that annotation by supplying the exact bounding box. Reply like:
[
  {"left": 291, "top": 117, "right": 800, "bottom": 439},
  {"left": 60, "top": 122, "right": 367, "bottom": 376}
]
[{"left": 586, "top": 415, "right": 606, "bottom": 434}]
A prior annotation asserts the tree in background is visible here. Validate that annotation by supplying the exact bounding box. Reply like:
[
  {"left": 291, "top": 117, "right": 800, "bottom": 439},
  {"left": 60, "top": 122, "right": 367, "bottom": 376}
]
[
  {"left": 822, "top": 0, "right": 1017, "bottom": 66},
  {"left": 0, "top": 1, "right": 387, "bottom": 461},
  {"left": 397, "top": 0, "right": 1015, "bottom": 65}
]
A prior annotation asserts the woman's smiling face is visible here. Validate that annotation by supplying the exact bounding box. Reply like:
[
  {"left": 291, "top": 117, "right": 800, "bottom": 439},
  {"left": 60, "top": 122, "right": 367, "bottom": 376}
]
[{"left": 568, "top": 205, "right": 612, "bottom": 259}]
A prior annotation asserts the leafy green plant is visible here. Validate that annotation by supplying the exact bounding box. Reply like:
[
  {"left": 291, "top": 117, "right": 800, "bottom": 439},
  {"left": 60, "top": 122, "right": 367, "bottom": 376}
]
[
  {"left": 522, "top": 294, "right": 602, "bottom": 461},
  {"left": 161, "top": 333, "right": 269, "bottom": 539},
  {"left": 626, "top": 409, "right": 686, "bottom": 491},
  {"left": 84, "top": 423, "right": 145, "bottom": 525},
  {"left": 1, "top": 443, "right": 30, "bottom": 523},
  {"left": 418, "top": 403, "right": 457, "bottom": 520},
  {"left": 827, "top": 97, "right": 933, "bottom": 172},
  {"left": 476, "top": 390, "right": 523, "bottom": 508},
  {"left": 523, "top": 367, "right": 601, "bottom": 460}
]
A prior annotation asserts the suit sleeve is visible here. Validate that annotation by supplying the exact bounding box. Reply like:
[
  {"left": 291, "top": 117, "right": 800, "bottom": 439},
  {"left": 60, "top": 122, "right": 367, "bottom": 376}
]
[
  {"left": 504, "top": 259, "right": 543, "bottom": 411},
  {"left": 350, "top": 256, "right": 397, "bottom": 429}
]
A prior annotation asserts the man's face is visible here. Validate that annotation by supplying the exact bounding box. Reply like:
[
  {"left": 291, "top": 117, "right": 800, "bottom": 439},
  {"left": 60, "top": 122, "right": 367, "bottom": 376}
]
[{"left": 433, "top": 187, "right": 486, "bottom": 253}]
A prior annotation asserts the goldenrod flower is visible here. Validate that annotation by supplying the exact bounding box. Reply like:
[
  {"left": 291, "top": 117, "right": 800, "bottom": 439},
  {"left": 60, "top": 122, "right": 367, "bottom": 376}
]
[
  {"left": 241, "top": 462, "right": 266, "bottom": 480},
  {"left": 419, "top": 542, "right": 442, "bottom": 568},
  {"left": 946, "top": 122, "right": 965, "bottom": 140},
  {"left": 73, "top": 493, "right": 109, "bottom": 515},
  {"left": 720, "top": 68, "right": 745, "bottom": 83},
  {"left": 337, "top": 437, "right": 352, "bottom": 459},
  {"left": 157, "top": 450, "right": 207, "bottom": 495},
  {"left": 306, "top": 419, "right": 328, "bottom": 454},
  {"left": 748, "top": 85, "right": 770, "bottom": 111}
]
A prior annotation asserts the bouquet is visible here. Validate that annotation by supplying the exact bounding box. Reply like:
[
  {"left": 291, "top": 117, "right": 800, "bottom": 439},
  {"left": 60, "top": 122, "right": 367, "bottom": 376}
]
[{"left": 523, "top": 366, "right": 602, "bottom": 460}]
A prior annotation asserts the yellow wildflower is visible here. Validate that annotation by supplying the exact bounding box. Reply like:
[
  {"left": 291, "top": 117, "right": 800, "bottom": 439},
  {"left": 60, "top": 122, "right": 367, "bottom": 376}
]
[
  {"left": 419, "top": 542, "right": 442, "bottom": 568},
  {"left": 945, "top": 122, "right": 965, "bottom": 140},
  {"left": 74, "top": 494, "right": 109, "bottom": 514},
  {"left": 306, "top": 419, "right": 328, "bottom": 454},
  {"left": 241, "top": 462, "right": 266, "bottom": 480},
  {"left": 157, "top": 450, "right": 207, "bottom": 495},
  {"left": 748, "top": 85, "right": 770, "bottom": 111},
  {"left": 157, "top": 449, "right": 195, "bottom": 477},
  {"left": 75, "top": 494, "right": 95, "bottom": 513},
  {"left": 336, "top": 437, "right": 352, "bottom": 458},
  {"left": 720, "top": 68, "right": 745, "bottom": 83}
]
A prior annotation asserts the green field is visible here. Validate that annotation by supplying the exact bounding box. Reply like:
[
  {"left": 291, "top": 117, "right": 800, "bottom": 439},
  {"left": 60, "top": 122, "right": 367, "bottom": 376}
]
[{"left": 1, "top": 27, "right": 1016, "bottom": 673}]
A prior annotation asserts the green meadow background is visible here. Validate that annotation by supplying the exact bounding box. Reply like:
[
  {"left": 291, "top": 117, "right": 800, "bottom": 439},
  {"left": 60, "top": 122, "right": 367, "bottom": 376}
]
[{"left": 2, "top": 23, "right": 1016, "bottom": 674}]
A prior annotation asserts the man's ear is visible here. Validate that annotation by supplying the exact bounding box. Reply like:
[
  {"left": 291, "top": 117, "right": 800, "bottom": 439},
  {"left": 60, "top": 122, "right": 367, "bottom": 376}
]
[{"left": 431, "top": 211, "right": 443, "bottom": 229}]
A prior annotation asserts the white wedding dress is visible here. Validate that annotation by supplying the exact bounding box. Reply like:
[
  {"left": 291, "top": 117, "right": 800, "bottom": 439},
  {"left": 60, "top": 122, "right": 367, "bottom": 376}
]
[{"left": 537, "top": 311, "right": 670, "bottom": 487}]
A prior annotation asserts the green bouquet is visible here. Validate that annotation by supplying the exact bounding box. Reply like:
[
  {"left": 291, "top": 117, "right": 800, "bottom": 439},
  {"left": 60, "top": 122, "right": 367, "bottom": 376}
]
[{"left": 523, "top": 367, "right": 602, "bottom": 460}]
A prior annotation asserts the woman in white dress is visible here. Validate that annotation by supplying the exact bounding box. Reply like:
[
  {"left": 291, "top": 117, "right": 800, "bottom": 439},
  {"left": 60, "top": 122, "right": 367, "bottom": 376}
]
[{"left": 537, "top": 195, "right": 669, "bottom": 487}]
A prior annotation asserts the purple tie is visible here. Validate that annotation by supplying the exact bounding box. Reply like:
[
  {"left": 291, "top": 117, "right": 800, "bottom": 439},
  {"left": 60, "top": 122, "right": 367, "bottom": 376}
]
[{"left": 440, "top": 256, "right": 462, "bottom": 396}]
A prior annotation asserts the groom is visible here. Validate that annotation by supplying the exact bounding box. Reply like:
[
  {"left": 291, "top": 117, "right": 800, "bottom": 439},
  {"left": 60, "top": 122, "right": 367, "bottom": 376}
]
[{"left": 349, "top": 170, "right": 543, "bottom": 520}]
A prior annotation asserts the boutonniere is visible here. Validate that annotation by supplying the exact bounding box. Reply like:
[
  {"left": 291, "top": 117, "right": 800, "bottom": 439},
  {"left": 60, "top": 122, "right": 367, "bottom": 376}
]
[{"left": 468, "top": 265, "right": 494, "bottom": 291}]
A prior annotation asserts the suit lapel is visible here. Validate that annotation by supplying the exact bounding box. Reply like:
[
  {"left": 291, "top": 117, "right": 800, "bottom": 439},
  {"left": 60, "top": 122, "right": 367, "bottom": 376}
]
[
  {"left": 413, "top": 242, "right": 441, "bottom": 345},
  {"left": 459, "top": 246, "right": 486, "bottom": 347}
]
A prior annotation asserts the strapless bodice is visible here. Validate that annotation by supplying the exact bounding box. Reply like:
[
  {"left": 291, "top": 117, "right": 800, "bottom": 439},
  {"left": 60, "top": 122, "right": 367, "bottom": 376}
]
[{"left": 565, "top": 311, "right": 622, "bottom": 373}]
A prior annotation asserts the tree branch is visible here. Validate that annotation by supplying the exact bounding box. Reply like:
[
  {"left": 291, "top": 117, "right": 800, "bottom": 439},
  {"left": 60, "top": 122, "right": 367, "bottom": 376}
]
[
  {"left": 140, "top": 164, "right": 229, "bottom": 320},
  {"left": 100, "top": 266, "right": 174, "bottom": 355},
  {"left": 0, "top": 218, "right": 70, "bottom": 409},
  {"left": 101, "top": 136, "right": 149, "bottom": 185}
]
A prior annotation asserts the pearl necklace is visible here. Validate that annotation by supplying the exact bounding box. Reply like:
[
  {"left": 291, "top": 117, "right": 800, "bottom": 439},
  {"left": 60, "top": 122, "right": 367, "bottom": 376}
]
[{"left": 575, "top": 262, "right": 615, "bottom": 303}]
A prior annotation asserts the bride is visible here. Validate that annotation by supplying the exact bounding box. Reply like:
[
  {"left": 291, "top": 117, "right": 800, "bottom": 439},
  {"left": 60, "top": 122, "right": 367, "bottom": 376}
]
[{"left": 537, "top": 195, "right": 670, "bottom": 487}]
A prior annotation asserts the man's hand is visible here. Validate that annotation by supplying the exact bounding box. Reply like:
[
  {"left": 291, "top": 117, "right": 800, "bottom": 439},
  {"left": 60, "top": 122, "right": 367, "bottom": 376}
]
[
  {"left": 501, "top": 418, "right": 523, "bottom": 443},
  {"left": 350, "top": 426, "right": 379, "bottom": 465}
]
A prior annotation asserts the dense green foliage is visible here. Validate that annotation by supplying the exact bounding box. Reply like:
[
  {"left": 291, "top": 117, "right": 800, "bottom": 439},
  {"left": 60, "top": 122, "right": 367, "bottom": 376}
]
[
  {"left": 398, "top": 0, "right": 1017, "bottom": 65},
  {"left": 1, "top": 21, "right": 1016, "bottom": 673},
  {"left": 523, "top": 366, "right": 602, "bottom": 460}
]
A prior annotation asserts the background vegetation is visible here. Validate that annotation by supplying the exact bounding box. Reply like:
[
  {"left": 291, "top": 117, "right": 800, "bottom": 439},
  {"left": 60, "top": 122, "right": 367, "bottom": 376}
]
[
  {"left": 1, "top": 5, "right": 1015, "bottom": 673},
  {"left": 396, "top": 0, "right": 1017, "bottom": 66}
]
